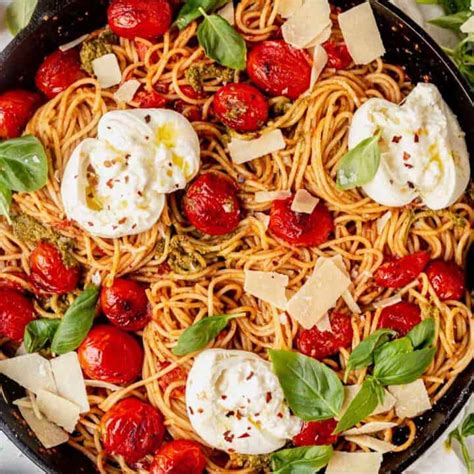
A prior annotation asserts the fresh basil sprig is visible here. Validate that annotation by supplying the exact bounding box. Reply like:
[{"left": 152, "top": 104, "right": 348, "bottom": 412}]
[
  {"left": 271, "top": 445, "right": 333, "bottom": 474},
  {"left": 429, "top": 11, "right": 471, "bottom": 31},
  {"left": 5, "top": 0, "right": 38, "bottom": 36},
  {"left": 0, "top": 183, "right": 12, "bottom": 224},
  {"left": 176, "top": 0, "right": 229, "bottom": 30},
  {"left": 373, "top": 337, "right": 413, "bottom": 365},
  {"left": 446, "top": 413, "right": 474, "bottom": 474},
  {"left": 269, "top": 350, "right": 344, "bottom": 421},
  {"left": 24, "top": 319, "right": 61, "bottom": 353},
  {"left": 172, "top": 312, "right": 245, "bottom": 356},
  {"left": 407, "top": 317, "right": 435, "bottom": 349}
]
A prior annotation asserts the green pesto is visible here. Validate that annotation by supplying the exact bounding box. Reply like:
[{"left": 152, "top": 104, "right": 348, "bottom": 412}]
[
  {"left": 167, "top": 235, "right": 205, "bottom": 274},
  {"left": 185, "top": 63, "right": 233, "bottom": 92},
  {"left": 80, "top": 29, "right": 119, "bottom": 74},
  {"left": 229, "top": 453, "right": 271, "bottom": 471}
]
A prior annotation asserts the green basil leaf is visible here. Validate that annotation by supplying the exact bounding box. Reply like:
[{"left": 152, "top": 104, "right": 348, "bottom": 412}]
[
  {"left": 407, "top": 318, "right": 435, "bottom": 349},
  {"left": 429, "top": 11, "right": 471, "bottom": 31},
  {"left": 0, "top": 136, "right": 48, "bottom": 192},
  {"left": 269, "top": 350, "right": 344, "bottom": 421},
  {"left": 271, "top": 445, "right": 333, "bottom": 474},
  {"left": 438, "top": 0, "right": 470, "bottom": 14},
  {"left": 176, "top": 0, "right": 229, "bottom": 30},
  {"left": 24, "top": 319, "right": 61, "bottom": 353},
  {"left": 373, "top": 337, "right": 413, "bottom": 365},
  {"left": 461, "top": 413, "right": 474, "bottom": 437},
  {"left": 373, "top": 347, "right": 436, "bottom": 385},
  {"left": 197, "top": 11, "right": 247, "bottom": 70},
  {"left": 0, "top": 183, "right": 12, "bottom": 225},
  {"left": 5, "top": 0, "right": 38, "bottom": 35},
  {"left": 172, "top": 312, "right": 245, "bottom": 356},
  {"left": 51, "top": 286, "right": 100, "bottom": 355},
  {"left": 336, "top": 134, "right": 381, "bottom": 190},
  {"left": 446, "top": 413, "right": 474, "bottom": 474}
]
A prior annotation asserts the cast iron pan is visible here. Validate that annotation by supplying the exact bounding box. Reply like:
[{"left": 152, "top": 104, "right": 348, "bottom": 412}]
[{"left": 0, "top": 0, "right": 473, "bottom": 473}]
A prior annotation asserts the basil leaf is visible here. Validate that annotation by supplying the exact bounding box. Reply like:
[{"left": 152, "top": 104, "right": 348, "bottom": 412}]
[
  {"left": 176, "top": 0, "right": 229, "bottom": 30},
  {"left": 438, "top": 0, "right": 470, "bottom": 14},
  {"left": 429, "top": 11, "right": 471, "bottom": 31},
  {"left": 197, "top": 11, "right": 247, "bottom": 70},
  {"left": 172, "top": 312, "right": 245, "bottom": 356},
  {"left": 336, "top": 134, "right": 381, "bottom": 190},
  {"left": 24, "top": 319, "right": 61, "bottom": 353},
  {"left": 461, "top": 413, "right": 474, "bottom": 437},
  {"left": 271, "top": 445, "right": 333, "bottom": 474},
  {"left": 0, "top": 183, "right": 12, "bottom": 224},
  {"left": 269, "top": 350, "right": 344, "bottom": 421},
  {"left": 0, "top": 136, "right": 48, "bottom": 192},
  {"left": 373, "top": 337, "right": 413, "bottom": 365},
  {"left": 407, "top": 318, "right": 435, "bottom": 349},
  {"left": 51, "top": 286, "right": 100, "bottom": 355},
  {"left": 446, "top": 413, "right": 474, "bottom": 474},
  {"left": 5, "top": 0, "right": 38, "bottom": 35}
]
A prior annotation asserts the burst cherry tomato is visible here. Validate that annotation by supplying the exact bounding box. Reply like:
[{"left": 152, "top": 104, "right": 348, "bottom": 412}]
[
  {"left": 101, "top": 397, "right": 165, "bottom": 463},
  {"left": 293, "top": 419, "right": 338, "bottom": 446},
  {"left": 135, "top": 88, "right": 168, "bottom": 108},
  {"left": 297, "top": 312, "right": 353, "bottom": 360},
  {"left": 378, "top": 301, "right": 421, "bottom": 336},
  {"left": 108, "top": 0, "right": 172, "bottom": 40},
  {"left": 0, "top": 90, "right": 42, "bottom": 139},
  {"left": 213, "top": 83, "right": 268, "bottom": 132},
  {"left": 247, "top": 40, "right": 311, "bottom": 100},
  {"left": 100, "top": 278, "right": 151, "bottom": 331},
  {"left": 180, "top": 85, "right": 207, "bottom": 100},
  {"left": 183, "top": 172, "right": 242, "bottom": 236},
  {"left": 269, "top": 197, "right": 334, "bottom": 246},
  {"left": 323, "top": 41, "right": 352, "bottom": 70},
  {"left": 78, "top": 325, "right": 143, "bottom": 384},
  {"left": 0, "top": 289, "right": 35, "bottom": 342},
  {"left": 35, "top": 49, "right": 86, "bottom": 99},
  {"left": 150, "top": 439, "right": 206, "bottom": 474},
  {"left": 157, "top": 361, "right": 186, "bottom": 398},
  {"left": 426, "top": 259, "right": 465, "bottom": 301},
  {"left": 374, "top": 251, "right": 430, "bottom": 289},
  {"left": 29, "top": 242, "right": 80, "bottom": 295},
  {"left": 0, "top": 273, "right": 28, "bottom": 293}
]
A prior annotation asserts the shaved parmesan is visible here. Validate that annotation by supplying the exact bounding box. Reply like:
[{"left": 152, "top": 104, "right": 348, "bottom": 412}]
[
  {"left": 229, "top": 129, "right": 286, "bottom": 164},
  {"left": 305, "top": 24, "right": 332, "bottom": 48},
  {"left": 114, "top": 79, "right": 141, "bottom": 103},
  {"left": 373, "top": 294, "right": 402, "bottom": 309},
  {"left": 92, "top": 53, "right": 122, "bottom": 89},
  {"left": 0, "top": 354, "right": 56, "bottom": 395},
  {"left": 343, "top": 421, "right": 397, "bottom": 436},
  {"left": 217, "top": 1, "right": 235, "bottom": 24},
  {"left": 345, "top": 434, "right": 396, "bottom": 453},
  {"left": 277, "top": 0, "right": 303, "bottom": 18},
  {"left": 59, "top": 34, "right": 89, "bottom": 52},
  {"left": 291, "top": 189, "right": 319, "bottom": 214},
  {"left": 376, "top": 211, "right": 392, "bottom": 233},
  {"left": 16, "top": 343, "right": 27, "bottom": 356},
  {"left": 342, "top": 290, "right": 361, "bottom": 314},
  {"left": 341, "top": 385, "right": 396, "bottom": 417},
  {"left": 308, "top": 45, "right": 328, "bottom": 90},
  {"left": 461, "top": 16, "right": 474, "bottom": 33},
  {"left": 36, "top": 390, "right": 81, "bottom": 433},
  {"left": 255, "top": 190, "right": 291, "bottom": 203},
  {"left": 338, "top": 2, "right": 385, "bottom": 65},
  {"left": 254, "top": 212, "right": 270, "bottom": 229},
  {"left": 326, "top": 451, "right": 383, "bottom": 474},
  {"left": 244, "top": 270, "right": 289, "bottom": 310},
  {"left": 316, "top": 313, "right": 332, "bottom": 332},
  {"left": 388, "top": 379, "right": 431, "bottom": 419}
]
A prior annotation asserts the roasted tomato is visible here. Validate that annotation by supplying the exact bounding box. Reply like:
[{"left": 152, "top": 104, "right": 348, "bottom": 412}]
[
  {"left": 101, "top": 397, "right": 165, "bottom": 463},
  {"left": 135, "top": 88, "right": 168, "bottom": 108},
  {"left": 323, "top": 41, "right": 352, "bottom": 70},
  {"left": 269, "top": 197, "right": 334, "bottom": 247},
  {"left": 108, "top": 0, "right": 172, "bottom": 39},
  {"left": 293, "top": 419, "right": 338, "bottom": 446},
  {"left": 35, "top": 49, "right": 86, "bottom": 99},
  {"left": 297, "top": 312, "right": 353, "bottom": 360},
  {"left": 213, "top": 83, "right": 268, "bottom": 132},
  {"left": 150, "top": 439, "right": 206, "bottom": 474},
  {"left": 374, "top": 251, "right": 430, "bottom": 289},
  {"left": 183, "top": 172, "right": 242, "bottom": 236},
  {"left": 29, "top": 242, "right": 80, "bottom": 295},
  {"left": 0, "top": 289, "right": 35, "bottom": 342},
  {"left": 0, "top": 272, "right": 28, "bottom": 293},
  {"left": 157, "top": 361, "right": 186, "bottom": 398},
  {"left": 378, "top": 301, "right": 421, "bottom": 336},
  {"left": 100, "top": 278, "right": 150, "bottom": 331},
  {"left": 0, "top": 90, "right": 42, "bottom": 139},
  {"left": 247, "top": 40, "right": 311, "bottom": 100},
  {"left": 180, "top": 85, "right": 207, "bottom": 100},
  {"left": 78, "top": 325, "right": 143, "bottom": 384},
  {"left": 426, "top": 259, "right": 465, "bottom": 301}
]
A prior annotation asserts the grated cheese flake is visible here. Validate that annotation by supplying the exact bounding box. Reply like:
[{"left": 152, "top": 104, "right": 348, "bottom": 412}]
[
  {"left": 36, "top": 389, "right": 81, "bottom": 433},
  {"left": 345, "top": 434, "right": 396, "bottom": 453},
  {"left": 244, "top": 270, "right": 289, "bottom": 310},
  {"left": 343, "top": 421, "right": 397, "bottom": 436},
  {"left": 229, "top": 129, "right": 286, "bottom": 164},
  {"left": 255, "top": 190, "right": 291, "bottom": 203},
  {"left": 92, "top": 53, "right": 122, "bottom": 89},
  {"left": 326, "top": 451, "right": 383, "bottom": 474},
  {"left": 277, "top": 0, "right": 303, "bottom": 18},
  {"left": 461, "top": 15, "right": 474, "bottom": 33},
  {"left": 113, "top": 79, "right": 141, "bottom": 103},
  {"left": 376, "top": 211, "right": 392, "bottom": 233},
  {"left": 388, "top": 379, "right": 431, "bottom": 419},
  {"left": 315, "top": 313, "right": 332, "bottom": 332},
  {"left": 373, "top": 294, "right": 402, "bottom": 309},
  {"left": 59, "top": 34, "right": 89, "bottom": 52},
  {"left": 217, "top": 1, "right": 235, "bottom": 24},
  {"left": 291, "top": 189, "right": 320, "bottom": 214},
  {"left": 308, "top": 45, "right": 328, "bottom": 90},
  {"left": 305, "top": 24, "right": 332, "bottom": 48}
]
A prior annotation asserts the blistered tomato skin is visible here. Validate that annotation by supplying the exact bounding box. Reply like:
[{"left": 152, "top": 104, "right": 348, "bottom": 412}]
[
  {"left": 108, "top": 0, "right": 172, "bottom": 40},
  {"left": 78, "top": 325, "right": 143, "bottom": 384},
  {"left": 297, "top": 312, "right": 353, "bottom": 360},
  {"left": 0, "top": 289, "right": 35, "bottom": 342},
  {"left": 269, "top": 197, "right": 334, "bottom": 247},
  {"left": 378, "top": 301, "right": 421, "bottom": 336},
  {"left": 247, "top": 41, "right": 311, "bottom": 100},
  {"left": 35, "top": 49, "right": 86, "bottom": 99},
  {"left": 426, "top": 259, "right": 465, "bottom": 301},
  {"left": 100, "top": 278, "right": 151, "bottom": 331},
  {"left": 323, "top": 41, "right": 352, "bottom": 70},
  {"left": 101, "top": 397, "right": 165, "bottom": 464},
  {"left": 213, "top": 83, "right": 269, "bottom": 132},
  {"left": 0, "top": 90, "right": 42, "bottom": 139},
  {"left": 135, "top": 88, "right": 168, "bottom": 108},
  {"left": 374, "top": 251, "right": 431, "bottom": 289},
  {"left": 183, "top": 172, "right": 242, "bottom": 236},
  {"left": 293, "top": 419, "right": 339, "bottom": 446},
  {"left": 150, "top": 439, "right": 206, "bottom": 474},
  {"left": 29, "top": 242, "right": 80, "bottom": 295},
  {"left": 157, "top": 361, "right": 186, "bottom": 398}
]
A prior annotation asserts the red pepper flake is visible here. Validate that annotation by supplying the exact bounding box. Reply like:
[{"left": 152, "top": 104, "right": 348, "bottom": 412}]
[
  {"left": 144, "top": 114, "right": 151, "bottom": 123},
  {"left": 189, "top": 406, "right": 194, "bottom": 415},
  {"left": 235, "top": 411, "right": 243, "bottom": 420},
  {"left": 87, "top": 222, "right": 94, "bottom": 227},
  {"left": 404, "top": 163, "right": 414, "bottom": 169},
  {"left": 118, "top": 217, "right": 127, "bottom": 224},
  {"left": 407, "top": 181, "right": 415, "bottom": 189},
  {"left": 246, "top": 371, "right": 255, "bottom": 380},
  {"left": 104, "top": 160, "right": 113, "bottom": 168},
  {"left": 225, "top": 411, "right": 235, "bottom": 417},
  {"left": 124, "top": 176, "right": 129, "bottom": 184},
  {"left": 106, "top": 178, "right": 114, "bottom": 189},
  {"left": 265, "top": 392, "right": 272, "bottom": 403},
  {"left": 277, "top": 412, "right": 283, "bottom": 418},
  {"left": 392, "top": 136, "right": 402, "bottom": 143},
  {"left": 403, "top": 152, "right": 411, "bottom": 161},
  {"left": 223, "top": 431, "right": 234, "bottom": 443},
  {"left": 137, "top": 190, "right": 143, "bottom": 197},
  {"left": 132, "top": 224, "right": 137, "bottom": 229},
  {"left": 238, "top": 433, "right": 250, "bottom": 439},
  {"left": 414, "top": 133, "right": 419, "bottom": 143},
  {"left": 221, "top": 395, "right": 227, "bottom": 400},
  {"left": 197, "top": 407, "right": 204, "bottom": 414}
]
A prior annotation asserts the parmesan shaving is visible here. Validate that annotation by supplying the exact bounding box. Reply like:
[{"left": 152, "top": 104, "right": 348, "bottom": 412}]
[
  {"left": 290, "top": 189, "right": 319, "bottom": 214},
  {"left": 228, "top": 129, "right": 286, "bottom": 164},
  {"left": 345, "top": 435, "right": 396, "bottom": 453},
  {"left": 277, "top": 0, "right": 303, "bottom": 18},
  {"left": 36, "top": 390, "right": 81, "bottom": 433},
  {"left": 315, "top": 313, "right": 332, "bottom": 332},
  {"left": 92, "top": 53, "right": 122, "bottom": 89},
  {"left": 460, "top": 15, "right": 474, "bottom": 33},
  {"left": 342, "top": 290, "right": 361, "bottom": 314},
  {"left": 254, "top": 212, "right": 270, "bottom": 229},
  {"left": 113, "top": 79, "right": 141, "bottom": 104},
  {"left": 244, "top": 270, "right": 289, "bottom": 310},
  {"left": 255, "top": 190, "right": 291, "bottom": 203},
  {"left": 388, "top": 379, "right": 431, "bottom": 419},
  {"left": 217, "top": 1, "right": 235, "bottom": 25},
  {"left": 342, "top": 421, "right": 397, "bottom": 436},
  {"left": 59, "top": 34, "right": 89, "bottom": 52},
  {"left": 326, "top": 451, "right": 383, "bottom": 474},
  {"left": 305, "top": 24, "right": 332, "bottom": 48},
  {"left": 308, "top": 45, "right": 328, "bottom": 90},
  {"left": 373, "top": 294, "right": 402, "bottom": 309},
  {"left": 341, "top": 385, "right": 396, "bottom": 417},
  {"left": 376, "top": 211, "right": 392, "bottom": 233}
]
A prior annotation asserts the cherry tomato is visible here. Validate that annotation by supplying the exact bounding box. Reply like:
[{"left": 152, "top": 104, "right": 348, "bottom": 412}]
[
  {"left": 0, "top": 289, "right": 35, "bottom": 342},
  {"left": 78, "top": 325, "right": 143, "bottom": 384},
  {"left": 323, "top": 41, "right": 352, "bottom": 70},
  {"left": 180, "top": 85, "right": 207, "bottom": 100},
  {"left": 0, "top": 90, "right": 42, "bottom": 139},
  {"left": 100, "top": 279, "right": 151, "bottom": 331},
  {"left": 108, "top": 0, "right": 172, "bottom": 40},
  {"left": 157, "top": 361, "right": 186, "bottom": 398},
  {"left": 101, "top": 397, "right": 165, "bottom": 463},
  {"left": 135, "top": 88, "right": 168, "bottom": 108},
  {"left": 378, "top": 301, "right": 421, "bottom": 336},
  {"left": 426, "top": 259, "right": 465, "bottom": 301},
  {"left": 374, "top": 251, "right": 430, "bottom": 289},
  {"left": 247, "top": 40, "right": 311, "bottom": 100},
  {"left": 29, "top": 242, "right": 80, "bottom": 295},
  {"left": 269, "top": 197, "right": 334, "bottom": 247},
  {"left": 183, "top": 172, "right": 242, "bottom": 236},
  {"left": 297, "top": 312, "right": 353, "bottom": 360},
  {"left": 292, "top": 419, "right": 338, "bottom": 446},
  {"left": 35, "top": 49, "right": 86, "bottom": 99},
  {"left": 150, "top": 439, "right": 206, "bottom": 474},
  {"left": 213, "top": 83, "right": 268, "bottom": 132}
]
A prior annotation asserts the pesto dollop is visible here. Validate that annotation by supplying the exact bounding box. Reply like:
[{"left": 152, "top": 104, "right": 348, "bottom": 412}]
[
  {"left": 185, "top": 63, "right": 234, "bottom": 92},
  {"left": 80, "top": 30, "right": 119, "bottom": 74}
]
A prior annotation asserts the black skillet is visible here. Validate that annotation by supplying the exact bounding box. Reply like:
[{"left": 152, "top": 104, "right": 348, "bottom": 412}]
[{"left": 0, "top": 0, "right": 473, "bottom": 472}]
